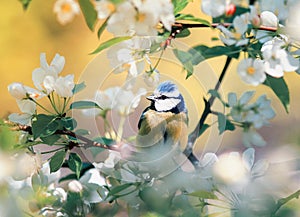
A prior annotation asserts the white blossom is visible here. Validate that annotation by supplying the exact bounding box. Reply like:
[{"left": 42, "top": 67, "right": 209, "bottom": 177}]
[
  {"left": 8, "top": 100, "right": 36, "bottom": 125},
  {"left": 259, "top": 0, "right": 297, "bottom": 21},
  {"left": 237, "top": 58, "right": 266, "bottom": 86},
  {"left": 53, "top": 0, "right": 80, "bottom": 25},
  {"left": 201, "top": 0, "right": 227, "bottom": 18},
  {"left": 107, "top": 37, "right": 151, "bottom": 83},
  {"left": 32, "top": 53, "right": 65, "bottom": 94},
  {"left": 95, "top": 0, "right": 115, "bottom": 19},
  {"left": 242, "top": 128, "right": 266, "bottom": 147},
  {"left": 106, "top": 0, "right": 174, "bottom": 36},
  {"left": 285, "top": 1, "right": 300, "bottom": 42},
  {"left": 217, "top": 13, "right": 249, "bottom": 46},
  {"left": 8, "top": 82, "right": 44, "bottom": 100},
  {"left": 261, "top": 37, "right": 299, "bottom": 77},
  {"left": 53, "top": 74, "right": 75, "bottom": 97},
  {"left": 143, "top": 69, "right": 160, "bottom": 87},
  {"left": 255, "top": 11, "right": 279, "bottom": 43}
]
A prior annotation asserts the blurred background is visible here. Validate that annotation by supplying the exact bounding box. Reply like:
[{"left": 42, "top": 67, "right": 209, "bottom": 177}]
[{"left": 1, "top": 0, "right": 300, "bottom": 163}]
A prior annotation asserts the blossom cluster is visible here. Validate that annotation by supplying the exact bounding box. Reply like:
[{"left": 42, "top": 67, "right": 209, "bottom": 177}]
[
  {"left": 202, "top": 0, "right": 300, "bottom": 86},
  {"left": 228, "top": 91, "right": 275, "bottom": 146},
  {"left": 8, "top": 53, "right": 75, "bottom": 125},
  {"left": 53, "top": 0, "right": 174, "bottom": 36}
]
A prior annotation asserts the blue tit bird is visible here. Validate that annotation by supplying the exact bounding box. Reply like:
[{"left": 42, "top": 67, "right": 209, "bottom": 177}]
[{"left": 135, "top": 81, "right": 188, "bottom": 167}]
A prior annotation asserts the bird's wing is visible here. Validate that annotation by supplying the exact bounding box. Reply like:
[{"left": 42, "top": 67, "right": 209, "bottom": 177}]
[{"left": 138, "top": 107, "right": 150, "bottom": 130}]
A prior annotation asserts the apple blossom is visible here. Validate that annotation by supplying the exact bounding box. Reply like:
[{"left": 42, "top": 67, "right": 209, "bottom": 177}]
[
  {"left": 53, "top": 74, "right": 75, "bottom": 98},
  {"left": 53, "top": 0, "right": 80, "bottom": 25},
  {"left": 32, "top": 53, "right": 65, "bottom": 94},
  {"left": 201, "top": 0, "right": 227, "bottom": 18},
  {"left": 237, "top": 58, "right": 266, "bottom": 86},
  {"left": 261, "top": 37, "right": 299, "bottom": 77},
  {"left": 95, "top": 0, "right": 115, "bottom": 19}
]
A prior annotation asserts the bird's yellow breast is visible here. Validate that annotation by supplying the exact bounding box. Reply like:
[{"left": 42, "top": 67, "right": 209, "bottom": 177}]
[{"left": 137, "top": 110, "right": 188, "bottom": 149}]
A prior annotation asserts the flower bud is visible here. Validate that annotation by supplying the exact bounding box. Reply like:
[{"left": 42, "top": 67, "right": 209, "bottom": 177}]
[
  {"left": 8, "top": 82, "right": 27, "bottom": 100},
  {"left": 225, "top": 3, "right": 236, "bottom": 17},
  {"left": 260, "top": 11, "right": 278, "bottom": 27}
]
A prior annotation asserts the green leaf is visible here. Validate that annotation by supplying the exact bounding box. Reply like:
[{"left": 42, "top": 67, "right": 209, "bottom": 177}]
[
  {"left": 31, "top": 173, "right": 41, "bottom": 192},
  {"left": 91, "top": 36, "right": 132, "bottom": 54},
  {"left": 19, "top": 0, "right": 32, "bottom": 10},
  {"left": 88, "top": 147, "right": 105, "bottom": 158},
  {"left": 32, "top": 114, "right": 59, "bottom": 139},
  {"left": 75, "top": 129, "right": 90, "bottom": 136},
  {"left": 70, "top": 101, "right": 102, "bottom": 110},
  {"left": 199, "top": 124, "right": 210, "bottom": 137},
  {"left": 97, "top": 18, "right": 109, "bottom": 39},
  {"left": 72, "top": 82, "right": 86, "bottom": 94},
  {"left": 175, "top": 28, "right": 191, "bottom": 38},
  {"left": 175, "top": 14, "right": 210, "bottom": 26},
  {"left": 172, "top": 0, "right": 191, "bottom": 14},
  {"left": 263, "top": 75, "right": 289, "bottom": 113},
  {"left": 189, "top": 45, "right": 240, "bottom": 65},
  {"left": 49, "top": 150, "right": 66, "bottom": 173},
  {"left": 78, "top": 0, "right": 98, "bottom": 31},
  {"left": 61, "top": 117, "right": 77, "bottom": 130},
  {"left": 59, "top": 173, "right": 78, "bottom": 183},
  {"left": 188, "top": 190, "right": 218, "bottom": 199},
  {"left": 173, "top": 49, "right": 195, "bottom": 78},
  {"left": 41, "top": 134, "right": 61, "bottom": 146},
  {"left": 217, "top": 113, "right": 235, "bottom": 134},
  {"left": 107, "top": 183, "right": 135, "bottom": 197},
  {"left": 68, "top": 153, "right": 82, "bottom": 179}
]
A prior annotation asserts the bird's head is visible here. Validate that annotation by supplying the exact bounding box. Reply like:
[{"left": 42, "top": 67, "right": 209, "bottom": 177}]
[{"left": 147, "top": 81, "right": 187, "bottom": 113}]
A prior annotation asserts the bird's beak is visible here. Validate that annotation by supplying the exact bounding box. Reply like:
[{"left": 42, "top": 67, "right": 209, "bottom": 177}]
[{"left": 146, "top": 94, "right": 155, "bottom": 101}]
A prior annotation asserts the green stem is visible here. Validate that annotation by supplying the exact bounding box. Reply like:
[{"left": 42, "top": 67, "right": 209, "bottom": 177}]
[
  {"left": 271, "top": 189, "right": 300, "bottom": 216},
  {"left": 151, "top": 49, "right": 164, "bottom": 71},
  {"left": 48, "top": 93, "right": 60, "bottom": 114},
  {"left": 29, "top": 98, "right": 55, "bottom": 115},
  {"left": 61, "top": 97, "right": 67, "bottom": 114},
  {"left": 41, "top": 146, "right": 66, "bottom": 154},
  {"left": 116, "top": 116, "right": 126, "bottom": 142}
]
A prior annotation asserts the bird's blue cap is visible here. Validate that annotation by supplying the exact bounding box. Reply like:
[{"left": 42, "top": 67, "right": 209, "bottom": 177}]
[{"left": 156, "top": 81, "right": 177, "bottom": 93}]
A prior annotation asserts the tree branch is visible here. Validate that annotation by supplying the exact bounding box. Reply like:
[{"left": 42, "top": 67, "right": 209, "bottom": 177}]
[
  {"left": 183, "top": 57, "right": 232, "bottom": 168},
  {"left": 173, "top": 22, "right": 278, "bottom": 32},
  {"left": 15, "top": 125, "right": 119, "bottom": 151}
]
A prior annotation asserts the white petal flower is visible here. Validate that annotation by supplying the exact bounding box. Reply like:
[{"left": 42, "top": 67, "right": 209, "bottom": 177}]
[
  {"left": 115, "top": 88, "right": 146, "bottom": 116},
  {"left": 68, "top": 180, "right": 83, "bottom": 193},
  {"left": 217, "top": 24, "right": 249, "bottom": 47},
  {"left": 8, "top": 113, "right": 32, "bottom": 125},
  {"left": 32, "top": 53, "right": 65, "bottom": 94},
  {"left": 53, "top": 0, "right": 80, "bottom": 25},
  {"left": 107, "top": 0, "right": 174, "bottom": 36},
  {"left": 201, "top": 0, "right": 226, "bottom": 18},
  {"left": 242, "top": 129, "right": 266, "bottom": 147},
  {"left": 107, "top": 37, "right": 151, "bottom": 86},
  {"left": 259, "top": 0, "right": 297, "bottom": 21},
  {"left": 95, "top": 0, "right": 115, "bottom": 19},
  {"left": 16, "top": 99, "right": 36, "bottom": 114},
  {"left": 285, "top": 1, "right": 300, "bottom": 41},
  {"left": 237, "top": 58, "right": 266, "bottom": 86},
  {"left": 260, "top": 11, "right": 278, "bottom": 28},
  {"left": 261, "top": 37, "right": 299, "bottom": 77},
  {"left": 53, "top": 74, "right": 75, "bottom": 97},
  {"left": 13, "top": 152, "right": 42, "bottom": 181},
  {"left": 8, "top": 82, "right": 45, "bottom": 100},
  {"left": 143, "top": 70, "right": 160, "bottom": 87},
  {"left": 233, "top": 13, "right": 249, "bottom": 35}
]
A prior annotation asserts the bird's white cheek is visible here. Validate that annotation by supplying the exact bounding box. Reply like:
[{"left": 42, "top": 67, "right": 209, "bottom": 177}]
[{"left": 155, "top": 98, "right": 180, "bottom": 112}]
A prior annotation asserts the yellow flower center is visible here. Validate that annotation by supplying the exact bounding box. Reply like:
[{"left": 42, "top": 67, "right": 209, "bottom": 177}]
[
  {"left": 137, "top": 13, "right": 146, "bottom": 22},
  {"left": 107, "top": 3, "right": 116, "bottom": 13},
  {"left": 61, "top": 3, "right": 72, "bottom": 13},
  {"left": 247, "top": 66, "right": 256, "bottom": 75},
  {"left": 233, "top": 32, "right": 242, "bottom": 39}
]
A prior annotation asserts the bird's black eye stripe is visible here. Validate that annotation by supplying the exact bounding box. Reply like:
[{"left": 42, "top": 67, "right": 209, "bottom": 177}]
[{"left": 157, "top": 95, "right": 167, "bottom": 100}]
